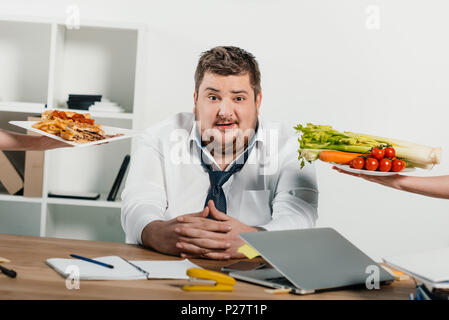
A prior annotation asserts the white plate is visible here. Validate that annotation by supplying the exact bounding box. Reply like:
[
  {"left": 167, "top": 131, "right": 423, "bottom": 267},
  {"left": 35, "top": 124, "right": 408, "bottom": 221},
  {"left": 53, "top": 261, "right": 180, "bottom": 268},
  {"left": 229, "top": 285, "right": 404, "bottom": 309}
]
[
  {"left": 332, "top": 163, "right": 415, "bottom": 176},
  {"left": 9, "top": 121, "right": 140, "bottom": 147}
]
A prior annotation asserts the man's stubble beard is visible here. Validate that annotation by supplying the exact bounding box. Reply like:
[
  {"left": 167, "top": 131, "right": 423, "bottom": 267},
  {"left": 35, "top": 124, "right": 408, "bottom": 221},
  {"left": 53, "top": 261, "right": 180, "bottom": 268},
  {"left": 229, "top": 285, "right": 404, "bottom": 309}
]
[{"left": 194, "top": 113, "right": 256, "bottom": 160}]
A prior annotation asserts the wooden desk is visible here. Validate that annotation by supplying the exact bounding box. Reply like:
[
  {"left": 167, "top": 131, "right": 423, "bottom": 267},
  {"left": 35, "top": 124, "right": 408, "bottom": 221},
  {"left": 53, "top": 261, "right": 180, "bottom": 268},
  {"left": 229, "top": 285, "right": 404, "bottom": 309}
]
[{"left": 0, "top": 234, "right": 415, "bottom": 300}]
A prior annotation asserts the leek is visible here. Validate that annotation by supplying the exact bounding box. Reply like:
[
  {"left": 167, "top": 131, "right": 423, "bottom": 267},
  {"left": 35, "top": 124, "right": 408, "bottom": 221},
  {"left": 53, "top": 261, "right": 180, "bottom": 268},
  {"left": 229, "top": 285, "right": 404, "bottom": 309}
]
[{"left": 294, "top": 123, "right": 441, "bottom": 169}]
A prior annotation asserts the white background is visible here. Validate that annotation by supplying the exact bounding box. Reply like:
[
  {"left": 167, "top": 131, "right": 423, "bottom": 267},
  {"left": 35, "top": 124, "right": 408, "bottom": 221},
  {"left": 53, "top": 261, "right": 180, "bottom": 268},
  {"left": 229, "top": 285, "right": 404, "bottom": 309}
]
[{"left": 1, "top": 0, "right": 448, "bottom": 261}]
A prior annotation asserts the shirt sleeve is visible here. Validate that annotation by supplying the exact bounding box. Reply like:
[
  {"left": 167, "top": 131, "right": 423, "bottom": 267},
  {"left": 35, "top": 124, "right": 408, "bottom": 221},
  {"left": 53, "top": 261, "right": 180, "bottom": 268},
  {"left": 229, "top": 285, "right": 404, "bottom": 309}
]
[
  {"left": 259, "top": 136, "right": 319, "bottom": 231},
  {"left": 121, "top": 133, "right": 168, "bottom": 244}
]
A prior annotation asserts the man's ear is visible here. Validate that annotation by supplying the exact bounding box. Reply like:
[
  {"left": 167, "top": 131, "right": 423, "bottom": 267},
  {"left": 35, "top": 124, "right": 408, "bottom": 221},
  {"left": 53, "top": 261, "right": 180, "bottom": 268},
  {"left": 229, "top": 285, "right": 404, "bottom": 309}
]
[
  {"left": 256, "top": 91, "right": 262, "bottom": 115},
  {"left": 193, "top": 91, "right": 197, "bottom": 113}
]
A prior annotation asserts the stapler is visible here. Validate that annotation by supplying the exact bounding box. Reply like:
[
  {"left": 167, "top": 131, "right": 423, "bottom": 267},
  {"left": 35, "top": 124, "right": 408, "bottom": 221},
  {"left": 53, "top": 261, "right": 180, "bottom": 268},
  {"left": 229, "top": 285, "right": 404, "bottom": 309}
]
[{"left": 182, "top": 268, "right": 236, "bottom": 292}]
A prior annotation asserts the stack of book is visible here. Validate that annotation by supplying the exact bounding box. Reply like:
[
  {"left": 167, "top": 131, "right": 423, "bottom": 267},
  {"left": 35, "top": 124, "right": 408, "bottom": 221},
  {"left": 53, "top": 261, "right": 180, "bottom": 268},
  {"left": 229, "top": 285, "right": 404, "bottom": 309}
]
[{"left": 383, "top": 247, "right": 449, "bottom": 300}]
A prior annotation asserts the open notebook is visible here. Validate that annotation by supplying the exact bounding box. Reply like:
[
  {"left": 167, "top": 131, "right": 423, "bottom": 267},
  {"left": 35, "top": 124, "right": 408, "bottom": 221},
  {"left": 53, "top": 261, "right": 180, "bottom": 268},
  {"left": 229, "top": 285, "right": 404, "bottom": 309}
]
[{"left": 46, "top": 256, "right": 201, "bottom": 280}]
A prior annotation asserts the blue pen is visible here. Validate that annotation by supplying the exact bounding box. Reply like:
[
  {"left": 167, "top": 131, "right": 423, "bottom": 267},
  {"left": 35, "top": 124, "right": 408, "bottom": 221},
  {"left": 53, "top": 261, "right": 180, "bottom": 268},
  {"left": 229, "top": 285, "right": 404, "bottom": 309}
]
[{"left": 70, "top": 254, "right": 114, "bottom": 269}]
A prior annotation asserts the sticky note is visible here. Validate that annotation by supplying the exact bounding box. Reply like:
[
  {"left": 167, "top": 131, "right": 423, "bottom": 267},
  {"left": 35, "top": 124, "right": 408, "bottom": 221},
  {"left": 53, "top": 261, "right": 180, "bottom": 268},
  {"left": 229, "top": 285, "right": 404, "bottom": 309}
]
[
  {"left": 0, "top": 257, "right": 10, "bottom": 263},
  {"left": 264, "top": 288, "right": 292, "bottom": 294},
  {"left": 237, "top": 244, "right": 260, "bottom": 259},
  {"left": 381, "top": 265, "right": 410, "bottom": 281}
]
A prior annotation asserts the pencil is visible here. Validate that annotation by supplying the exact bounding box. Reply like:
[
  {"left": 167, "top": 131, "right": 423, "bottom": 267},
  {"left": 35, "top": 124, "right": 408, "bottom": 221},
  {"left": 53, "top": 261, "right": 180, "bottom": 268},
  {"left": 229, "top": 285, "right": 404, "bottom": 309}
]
[{"left": 70, "top": 254, "right": 114, "bottom": 269}]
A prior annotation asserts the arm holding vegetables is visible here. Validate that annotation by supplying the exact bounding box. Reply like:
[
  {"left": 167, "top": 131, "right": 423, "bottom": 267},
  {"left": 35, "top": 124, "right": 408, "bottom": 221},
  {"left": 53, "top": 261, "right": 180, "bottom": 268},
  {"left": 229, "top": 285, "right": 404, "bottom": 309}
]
[{"left": 332, "top": 166, "right": 449, "bottom": 200}]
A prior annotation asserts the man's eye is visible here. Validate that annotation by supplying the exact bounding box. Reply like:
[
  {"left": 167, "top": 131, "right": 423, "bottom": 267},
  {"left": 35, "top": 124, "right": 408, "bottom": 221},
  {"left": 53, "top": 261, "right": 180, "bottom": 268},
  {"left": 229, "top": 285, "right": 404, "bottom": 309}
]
[
  {"left": 235, "top": 97, "right": 245, "bottom": 102},
  {"left": 208, "top": 96, "right": 218, "bottom": 101}
]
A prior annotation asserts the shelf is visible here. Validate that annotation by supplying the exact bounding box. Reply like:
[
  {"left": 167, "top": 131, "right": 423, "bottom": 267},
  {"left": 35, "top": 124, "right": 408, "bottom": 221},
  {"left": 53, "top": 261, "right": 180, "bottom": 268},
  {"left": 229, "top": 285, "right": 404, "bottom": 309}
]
[
  {"left": 54, "top": 108, "right": 134, "bottom": 120},
  {"left": 0, "top": 194, "right": 121, "bottom": 207},
  {"left": 46, "top": 194, "right": 121, "bottom": 208},
  {"left": 46, "top": 140, "right": 130, "bottom": 198},
  {"left": 0, "top": 194, "right": 42, "bottom": 203},
  {"left": 0, "top": 16, "right": 145, "bottom": 242},
  {"left": 0, "top": 102, "right": 45, "bottom": 113},
  {"left": 46, "top": 203, "right": 125, "bottom": 242},
  {"left": 0, "top": 103, "right": 133, "bottom": 120}
]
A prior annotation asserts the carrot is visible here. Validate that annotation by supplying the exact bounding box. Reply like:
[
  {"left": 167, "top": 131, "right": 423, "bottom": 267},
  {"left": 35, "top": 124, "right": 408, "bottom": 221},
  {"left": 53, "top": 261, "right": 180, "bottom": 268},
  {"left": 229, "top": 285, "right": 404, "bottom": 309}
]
[{"left": 319, "top": 150, "right": 364, "bottom": 165}]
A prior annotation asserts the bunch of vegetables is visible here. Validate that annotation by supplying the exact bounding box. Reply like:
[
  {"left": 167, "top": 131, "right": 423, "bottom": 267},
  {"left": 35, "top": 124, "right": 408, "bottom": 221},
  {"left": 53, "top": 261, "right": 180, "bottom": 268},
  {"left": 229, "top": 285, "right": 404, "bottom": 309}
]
[{"left": 294, "top": 123, "right": 441, "bottom": 170}]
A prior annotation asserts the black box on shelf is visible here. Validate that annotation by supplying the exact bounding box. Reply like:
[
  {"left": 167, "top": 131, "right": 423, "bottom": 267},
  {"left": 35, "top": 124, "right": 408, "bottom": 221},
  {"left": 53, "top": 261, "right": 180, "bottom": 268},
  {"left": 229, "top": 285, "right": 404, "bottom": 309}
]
[{"left": 67, "top": 94, "right": 102, "bottom": 110}]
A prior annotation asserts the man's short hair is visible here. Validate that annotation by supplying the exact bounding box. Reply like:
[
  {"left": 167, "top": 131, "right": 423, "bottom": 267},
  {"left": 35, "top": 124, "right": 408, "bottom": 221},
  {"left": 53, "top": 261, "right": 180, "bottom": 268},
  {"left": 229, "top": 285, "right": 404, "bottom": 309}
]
[{"left": 194, "top": 46, "right": 261, "bottom": 99}]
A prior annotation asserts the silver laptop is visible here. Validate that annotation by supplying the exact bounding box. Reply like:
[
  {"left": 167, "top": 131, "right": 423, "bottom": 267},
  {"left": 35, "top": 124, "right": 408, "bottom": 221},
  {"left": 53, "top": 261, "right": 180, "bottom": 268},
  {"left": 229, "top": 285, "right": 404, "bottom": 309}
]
[{"left": 229, "top": 228, "right": 394, "bottom": 294}]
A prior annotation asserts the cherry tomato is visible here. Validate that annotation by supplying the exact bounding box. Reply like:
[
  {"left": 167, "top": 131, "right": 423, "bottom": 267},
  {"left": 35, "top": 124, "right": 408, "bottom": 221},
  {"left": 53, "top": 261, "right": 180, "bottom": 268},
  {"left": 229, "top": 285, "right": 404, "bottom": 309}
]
[
  {"left": 379, "top": 158, "right": 392, "bottom": 172},
  {"left": 384, "top": 147, "right": 396, "bottom": 159},
  {"left": 364, "top": 158, "right": 379, "bottom": 171},
  {"left": 371, "top": 147, "right": 385, "bottom": 160},
  {"left": 351, "top": 157, "right": 365, "bottom": 170},
  {"left": 392, "top": 159, "right": 406, "bottom": 172}
]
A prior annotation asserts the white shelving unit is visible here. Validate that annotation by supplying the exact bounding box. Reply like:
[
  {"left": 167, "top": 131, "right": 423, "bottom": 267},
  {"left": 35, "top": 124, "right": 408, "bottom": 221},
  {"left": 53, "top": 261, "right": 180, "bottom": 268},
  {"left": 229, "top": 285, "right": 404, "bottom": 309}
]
[{"left": 0, "top": 16, "right": 147, "bottom": 242}]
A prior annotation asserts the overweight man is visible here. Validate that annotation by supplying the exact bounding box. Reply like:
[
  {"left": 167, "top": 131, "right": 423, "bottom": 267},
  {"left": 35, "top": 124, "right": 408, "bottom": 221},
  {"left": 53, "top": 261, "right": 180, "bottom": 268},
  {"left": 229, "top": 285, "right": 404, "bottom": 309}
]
[{"left": 121, "top": 46, "right": 318, "bottom": 259}]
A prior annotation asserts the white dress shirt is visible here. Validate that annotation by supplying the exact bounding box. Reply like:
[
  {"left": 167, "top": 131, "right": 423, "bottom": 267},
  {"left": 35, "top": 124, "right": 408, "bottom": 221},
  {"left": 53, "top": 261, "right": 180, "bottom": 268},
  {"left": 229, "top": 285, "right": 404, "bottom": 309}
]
[{"left": 121, "top": 112, "right": 318, "bottom": 244}]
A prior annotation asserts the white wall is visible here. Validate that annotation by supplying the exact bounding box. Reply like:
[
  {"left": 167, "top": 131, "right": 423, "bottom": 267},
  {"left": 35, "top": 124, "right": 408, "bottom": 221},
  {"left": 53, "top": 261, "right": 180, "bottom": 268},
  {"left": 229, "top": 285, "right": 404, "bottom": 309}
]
[{"left": 1, "top": 0, "right": 448, "bottom": 261}]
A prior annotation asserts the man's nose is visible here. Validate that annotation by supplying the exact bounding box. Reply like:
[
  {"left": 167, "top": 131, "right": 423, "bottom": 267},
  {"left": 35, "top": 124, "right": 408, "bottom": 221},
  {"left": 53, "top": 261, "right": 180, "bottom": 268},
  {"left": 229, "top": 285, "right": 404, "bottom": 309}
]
[{"left": 218, "top": 99, "right": 234, "bottom": 117}]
